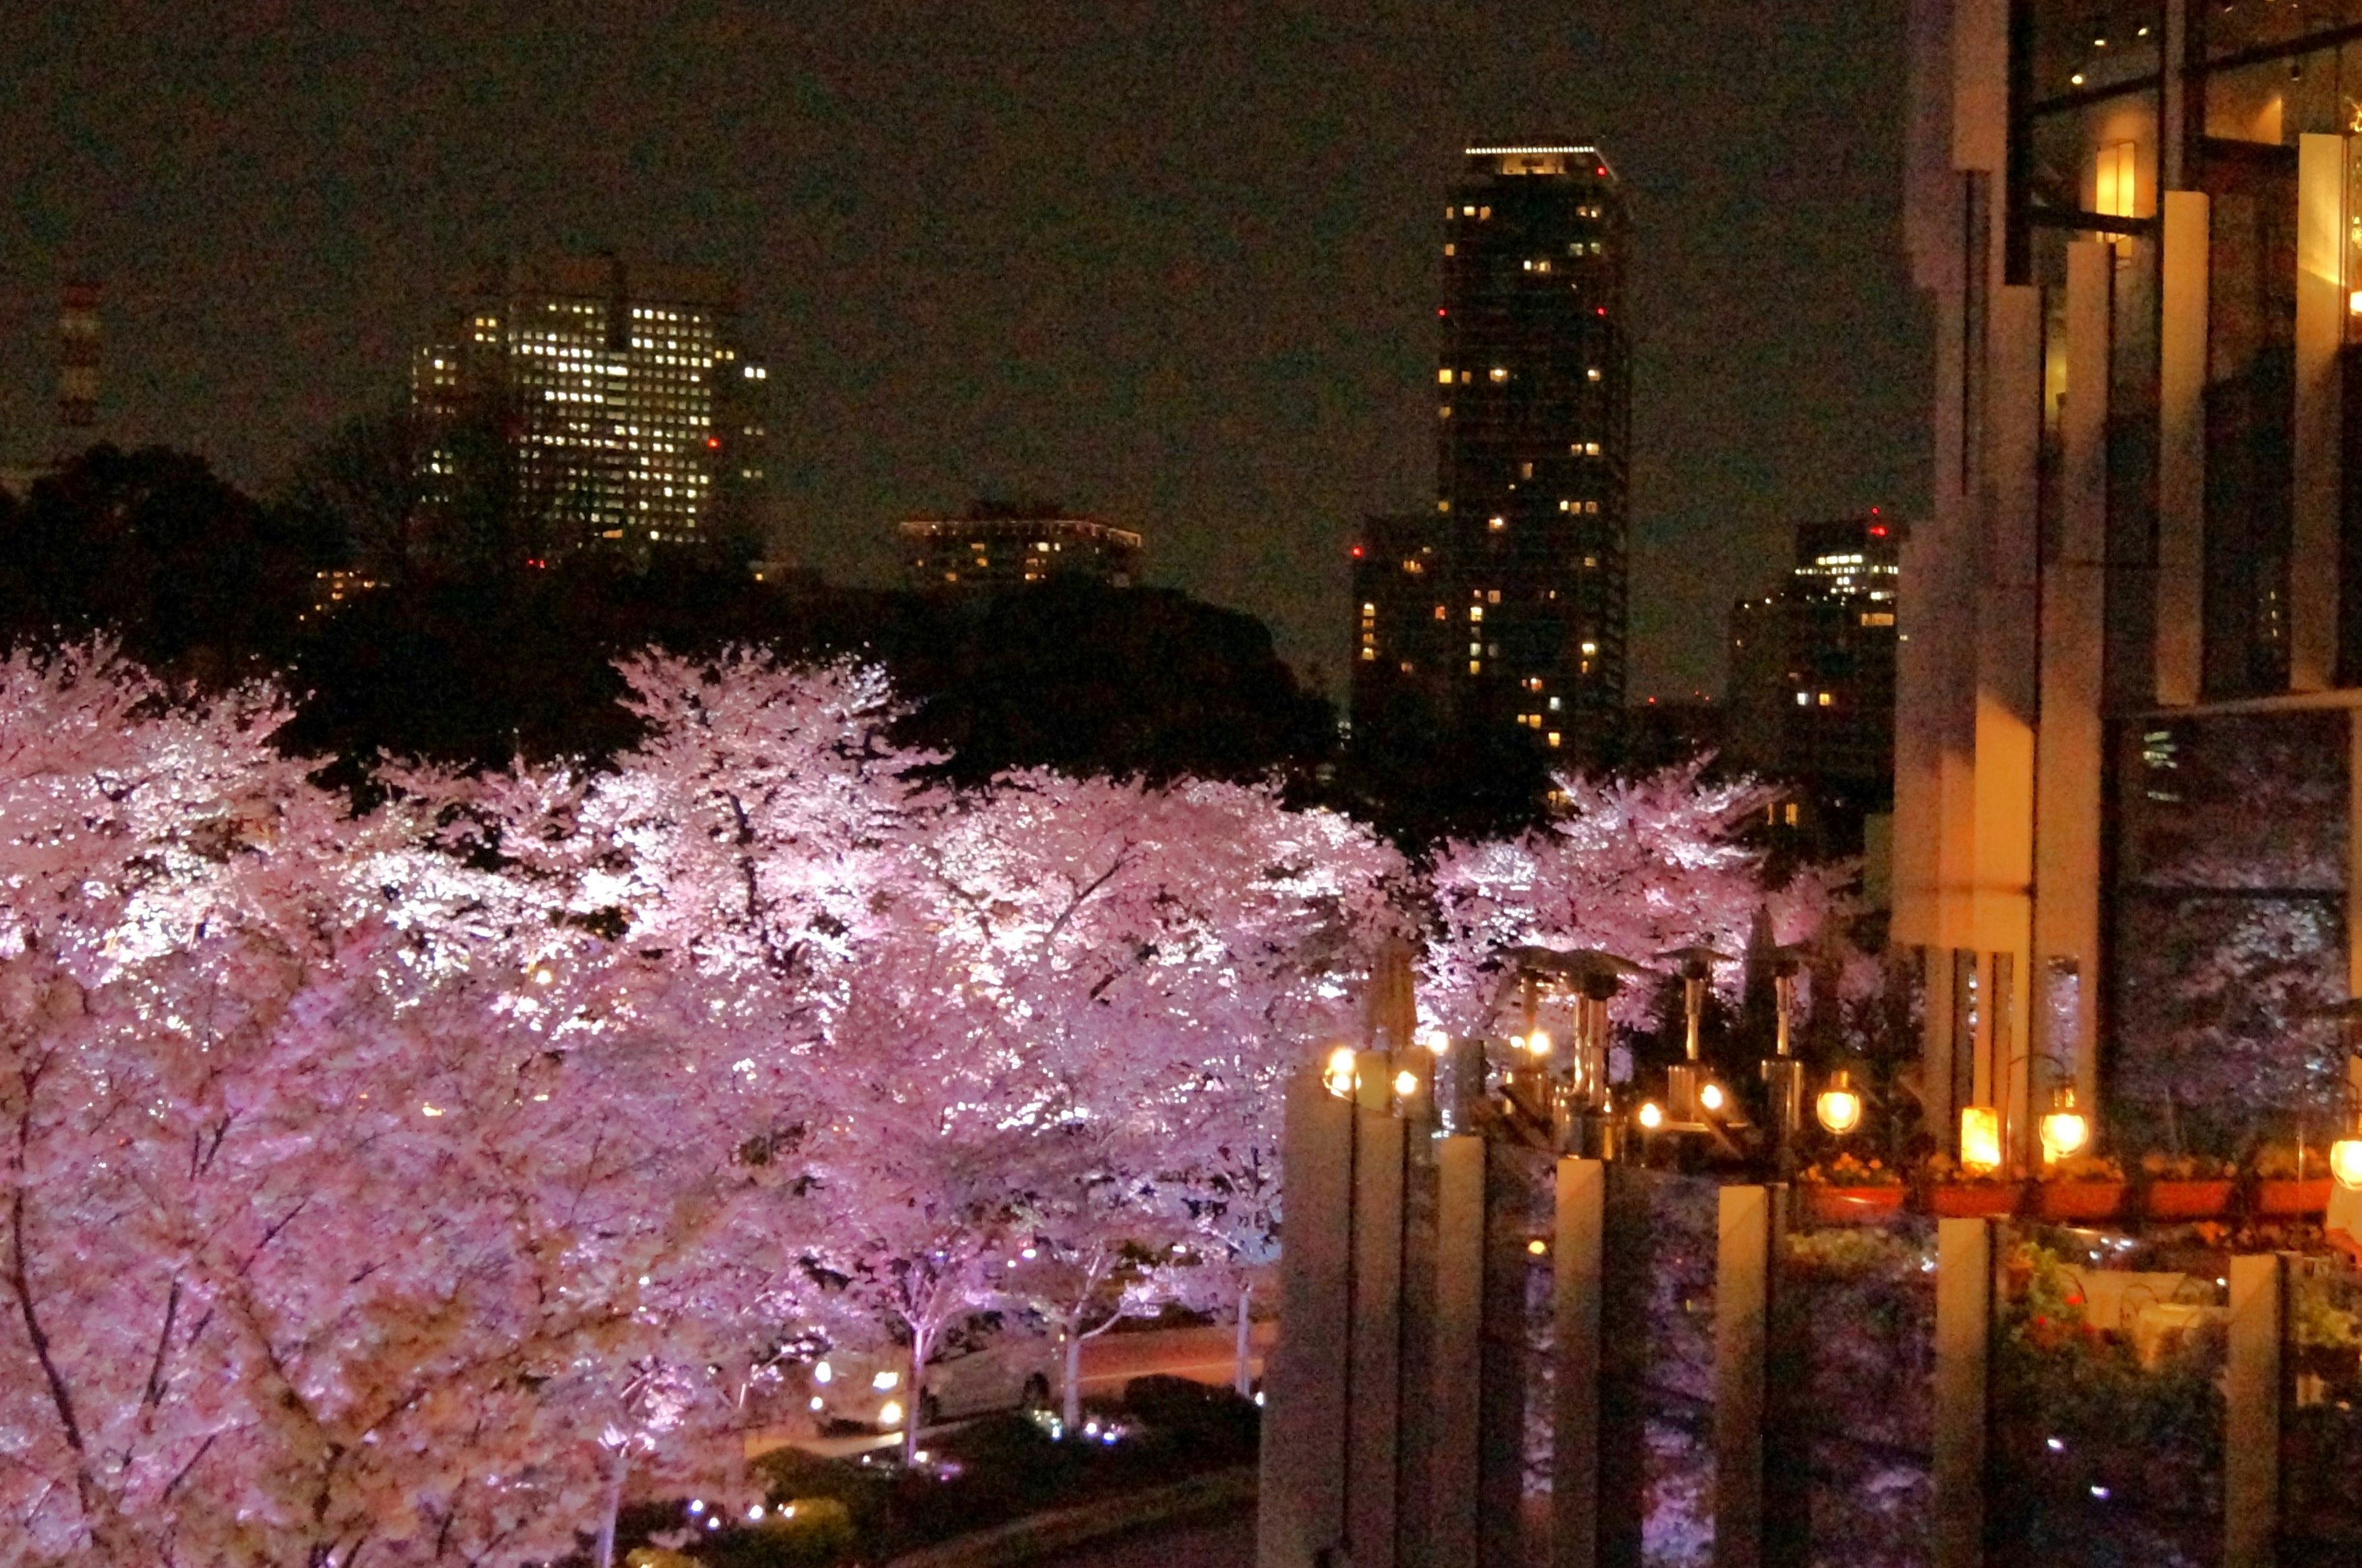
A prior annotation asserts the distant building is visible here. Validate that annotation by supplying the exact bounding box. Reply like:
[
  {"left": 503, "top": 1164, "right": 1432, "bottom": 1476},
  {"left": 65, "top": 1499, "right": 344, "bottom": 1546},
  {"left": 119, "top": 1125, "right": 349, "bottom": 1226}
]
[
  {"left": 1623, "top": 694, "right": 1725, "bottom": 774},
  {"left": 1725, "top": 515, "right": 1901, "bottom": 846},
  {"left": 1352, "top": 144, "right": 1630, "bottom": 765},
  {"left": 412, "top": 255, "right": 768, "bottom": 563},
  {"left": 900, "top": 509, "right": 1142, "bottom": 592}
]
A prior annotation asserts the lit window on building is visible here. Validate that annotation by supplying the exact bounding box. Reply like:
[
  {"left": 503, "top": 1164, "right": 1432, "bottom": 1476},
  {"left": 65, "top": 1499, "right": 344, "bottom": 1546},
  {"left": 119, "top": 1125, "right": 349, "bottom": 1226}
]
[{"left": 1490, "top": 367, "right": 1509, "bottom": 382}]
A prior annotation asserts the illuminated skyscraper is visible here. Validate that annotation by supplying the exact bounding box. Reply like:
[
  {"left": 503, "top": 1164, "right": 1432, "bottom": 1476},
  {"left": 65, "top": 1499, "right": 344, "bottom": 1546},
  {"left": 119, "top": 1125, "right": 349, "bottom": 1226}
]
[
  {"left": 412, "top": 255, "right": 768, "bottom": 563},
  {"left": 1352, "top": 146, "right": 1629, "bottom": 766}
]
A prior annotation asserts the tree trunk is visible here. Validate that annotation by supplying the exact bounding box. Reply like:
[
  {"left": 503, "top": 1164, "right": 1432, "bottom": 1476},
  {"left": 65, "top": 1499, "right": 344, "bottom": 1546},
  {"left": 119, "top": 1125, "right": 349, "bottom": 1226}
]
[
  {"left": 593, "top": 1445, "right": 629, "bottom": 1568},
  {"left": 1233, "top": 1284, "right": 1254, "bottom": 1396},
  {"left": 902, "top": 1332, "right": 929, "bottom": 1465},
  {"left": 1062, "top": 1324, "right": 1083, "bottom": 1431}
]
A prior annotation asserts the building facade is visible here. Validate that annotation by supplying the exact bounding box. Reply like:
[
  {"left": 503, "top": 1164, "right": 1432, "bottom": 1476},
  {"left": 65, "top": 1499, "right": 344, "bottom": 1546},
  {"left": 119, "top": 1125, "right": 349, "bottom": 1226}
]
[
  {"left": 1725, "top": 515, "right": 1901, "bottom": 847},
  {"left": 412, "top": 255, "right": 768, "bottom": 564},
  {"left": 1352, "top": 146, "right": 1630, "bottom": 763},
  {"left": 900, "top": 511, "right": 1142, "bottom": 592},
  {"left": 1903, "top": 1, "right": 2362, "bottom": 1160}
]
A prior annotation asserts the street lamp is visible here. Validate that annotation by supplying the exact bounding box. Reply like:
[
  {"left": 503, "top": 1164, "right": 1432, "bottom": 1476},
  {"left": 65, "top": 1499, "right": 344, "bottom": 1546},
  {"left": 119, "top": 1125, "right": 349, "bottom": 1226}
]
[{"left": 1656, "top": 944, "right": 1736, "bottom": 1129}]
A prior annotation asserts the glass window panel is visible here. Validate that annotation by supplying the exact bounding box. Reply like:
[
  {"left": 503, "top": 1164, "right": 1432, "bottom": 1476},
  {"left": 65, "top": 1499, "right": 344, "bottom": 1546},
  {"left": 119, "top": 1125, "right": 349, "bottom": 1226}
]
[
  {"left": 2203, "top": 0, "right": 2362, "bottom": 63},
  {"left": 2031, "top": 1, "right": 2164, "bottom": 100},
  {"left": 2028, "top": 96, "right": 2160, "bottom": 218}
]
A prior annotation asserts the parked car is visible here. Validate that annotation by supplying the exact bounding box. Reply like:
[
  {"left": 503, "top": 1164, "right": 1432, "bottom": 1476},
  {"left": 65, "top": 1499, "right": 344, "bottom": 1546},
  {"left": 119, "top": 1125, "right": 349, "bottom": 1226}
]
[{"left": 801, "top": 1321, "right": 1054, "bottom": 1434}]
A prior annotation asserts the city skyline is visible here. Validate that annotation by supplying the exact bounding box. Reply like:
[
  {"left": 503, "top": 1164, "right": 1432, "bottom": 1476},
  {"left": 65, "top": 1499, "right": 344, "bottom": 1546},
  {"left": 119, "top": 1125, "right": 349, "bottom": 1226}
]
[{"left": 0, "top": 3, "right": 1925, "bottom": 701}]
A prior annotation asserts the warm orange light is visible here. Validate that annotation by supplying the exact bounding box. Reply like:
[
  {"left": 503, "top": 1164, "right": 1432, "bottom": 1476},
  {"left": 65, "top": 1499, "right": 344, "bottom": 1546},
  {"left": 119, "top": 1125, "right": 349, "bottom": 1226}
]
[
  {"left": 1960, "top": 1105, "right": 2004, "bottom": 1174},
  {"left": 1815, "top": 1070, "right": 1864, "bottom": 1136},
  {"left": 1636, "top": 1100, "right": 1664, "bottom": 1131},
  {"left": 2038, "top": 1088, "right": 2091, "bottom": 1163},
  {"left": 1392, "top": 1069, "right": 1420, "bottom": 1099},
  {"left": 1323, "top": 1046, "right": 1358, "bottom": 1099},
  {"left": 2334, "top": 1131, "right": 2362, "bottom": 1192}
]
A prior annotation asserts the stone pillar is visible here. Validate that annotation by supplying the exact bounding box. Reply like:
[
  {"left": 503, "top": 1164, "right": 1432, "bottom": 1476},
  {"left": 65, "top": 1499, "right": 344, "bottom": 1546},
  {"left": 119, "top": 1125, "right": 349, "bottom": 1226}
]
[
  {"left": 2224, "top": 1254, "right": 2287, "bottom": 1568},
  {"left": 1933, "top": 1217, "right": 1994, "bottom": 1568},
  {"left": 1347, "top": 1110, "right": 1407, "bottom": 1568},
  {"left": 1427, "top": 1136, "right": 1487, "bottom": 1568},
  {"left": 1259, "top": 1075, "right": 1356, "bottom": 1568}
]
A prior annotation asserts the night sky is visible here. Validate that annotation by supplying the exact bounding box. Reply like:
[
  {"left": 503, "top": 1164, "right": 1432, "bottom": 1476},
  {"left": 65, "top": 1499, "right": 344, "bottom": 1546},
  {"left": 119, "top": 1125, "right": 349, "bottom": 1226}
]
[{"left": 0, "top": 2, "right": 1927, "bottom": 701}]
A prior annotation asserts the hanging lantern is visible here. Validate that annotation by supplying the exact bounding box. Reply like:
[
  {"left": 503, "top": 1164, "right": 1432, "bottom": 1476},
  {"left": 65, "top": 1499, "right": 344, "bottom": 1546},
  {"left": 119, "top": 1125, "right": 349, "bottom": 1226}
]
[
  {"left": 1815, "top": 1069, "right": 1864, "bottom": 1136},
  {"left": 2333, "top": 1112, "right": 2362, "bottom": 1192},
  {"left": 1960, "top": 1105, "right": 2004, "bottom": 1175},
  {"left": 2038, "top": 1086, "right": 2091, "bottom": 1163}
]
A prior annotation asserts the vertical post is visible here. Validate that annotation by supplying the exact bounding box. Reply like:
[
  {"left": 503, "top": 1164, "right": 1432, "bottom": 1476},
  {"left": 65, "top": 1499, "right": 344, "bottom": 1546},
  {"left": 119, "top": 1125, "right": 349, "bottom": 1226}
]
[
  {"left": 1428, "top": 1136, "right": 1487, "bottom": 1568},
  {"left": 1924, "top": 946, "right": 1958, "bottom": 1152},
  {"left": 1348, "top": 1111, "right": 1406, "bottom": 1568},
  {"left": 2292, "top": 135, "right": 2345, "bottom": 693},
  {"left": 1714, "top": 1187, "right": 1771, "bottom": 1568},
  {"left": 2156, "top": 190, "right": 2210, "bottom": 707},
  {"left": 1933, "top": 1217, "right": 1994, "bottom": 1568},
  {"left": 1554, "top": 1159, "right": 1606, "bottom": 1568},
  {"left": 1259, "top": 1075, "right": 1357, "bottom": 1568},
  {"left": 2224, "top": 1253, "right": 2287, "bottom": 1568},
  {"left": 1477, "top": 1143, "right": 1543, "bottom": 1568},
  {"left": 1396, "top": 1127, "right": 1439, "bottom": 1568}
]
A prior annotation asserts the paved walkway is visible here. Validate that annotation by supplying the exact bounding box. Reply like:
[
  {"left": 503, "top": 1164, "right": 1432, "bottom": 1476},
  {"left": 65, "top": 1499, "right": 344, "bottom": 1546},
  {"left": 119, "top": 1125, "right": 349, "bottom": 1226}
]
[{"left": 1029, "top": 1510, "right": 1255, "bottom": 1568}]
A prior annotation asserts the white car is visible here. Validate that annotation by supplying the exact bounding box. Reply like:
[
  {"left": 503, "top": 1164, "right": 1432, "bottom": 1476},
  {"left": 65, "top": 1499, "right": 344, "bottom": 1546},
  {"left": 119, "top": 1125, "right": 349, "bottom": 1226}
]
[{"left": 803, "top": 1323, "right": 1054, "bottom": 1434}]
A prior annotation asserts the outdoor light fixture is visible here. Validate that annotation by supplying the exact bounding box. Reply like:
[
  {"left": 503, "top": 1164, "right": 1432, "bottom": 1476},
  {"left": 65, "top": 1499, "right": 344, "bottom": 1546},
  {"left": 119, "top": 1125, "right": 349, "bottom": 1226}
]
[
  {"left": 1420, "top": 1029, "right": 1450, "bottom": 1055},
  {"left": 2038, "top": 1086, "right": 2091, "bottom": 1163},
  {"left": 2333, "top": 1110, "right": 2362, "bottom": 1192},
  {"left": 1815, "top": 1069, "right": 1864, "bottom": 1136},
  {"left": 1393, "top": 1068, "right": 1420, "bottom": 1099},
  {"left": 1960, "top": 1105, "right": 2004, "bottom": 1174},
  {"left": 1324, "top": 1046, "right": 1358, "bottom": 1098},
  {"left": 1636, "top": 1100, "right": 1665, "bottom": 1131},
  {"left": 1525, "top": 1030, "right": 1553, "bottom": 1057},
  {"left": 1698, "top": 1081, "right": 1726, "bottom": 1113}
]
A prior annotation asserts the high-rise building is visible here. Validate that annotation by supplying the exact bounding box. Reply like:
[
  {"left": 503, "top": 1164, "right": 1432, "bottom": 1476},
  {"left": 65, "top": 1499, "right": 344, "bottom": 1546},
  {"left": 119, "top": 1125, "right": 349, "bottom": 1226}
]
[
  {"left": 1352, "top": 145, "right": 1629, "bottom": 765},
  {"left": 1725, "top": 515, "right": 1900, "bottom": 844},
  {"left": 412, "top": 255, "right": 768, "bottom": 563},
  {"left": 1902, "top": 2, "right": 2362, "bottom": 1159},
  {"left": 899, "top": 507, "right": 1142, "bottom": 592}
]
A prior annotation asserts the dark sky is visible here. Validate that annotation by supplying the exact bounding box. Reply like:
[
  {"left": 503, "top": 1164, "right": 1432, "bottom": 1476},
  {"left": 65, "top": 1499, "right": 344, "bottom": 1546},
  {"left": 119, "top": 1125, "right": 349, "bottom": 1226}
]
[{"left": 0, "top": 1, "right": 1927, "bottom": 701}]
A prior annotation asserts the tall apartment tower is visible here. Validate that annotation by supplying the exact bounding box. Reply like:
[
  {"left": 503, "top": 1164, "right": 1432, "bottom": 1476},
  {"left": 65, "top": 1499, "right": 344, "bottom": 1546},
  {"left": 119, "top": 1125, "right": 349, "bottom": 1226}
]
[
  {"left": 1353, "top": 146, "right": 1629, "bottom": 765},
  {"left": 1904, "top": 2, "right": 2362, "bottom": 1161},
  {"left": 57, "top": 281, "right": 99, "bottom": 446},
  {"left": 412, "top": 255, "right": 769, "bottom": 565},
  {"left": 1725, "top": 515, "right": 1901, "bottom": 846}
]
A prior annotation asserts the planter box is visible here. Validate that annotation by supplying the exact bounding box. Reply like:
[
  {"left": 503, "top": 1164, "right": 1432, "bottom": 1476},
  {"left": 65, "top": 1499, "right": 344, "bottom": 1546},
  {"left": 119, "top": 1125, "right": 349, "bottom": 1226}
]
[
  {"left": 1927, "top": 1184, "right": 2018, "bottom": 1219},
  {"left": 2033, "top": 1182, "right": 2128, "bottom": 1223},
  {"left": 1802, "top": 1185, "right": 1907, "bottom": 1225},
  {"left": 2256, "top": 1178, "right": 2333, "bottom": 1217},
  {"left": 2143, "top": 1179, "right": 2236, "bottom": 1220}
]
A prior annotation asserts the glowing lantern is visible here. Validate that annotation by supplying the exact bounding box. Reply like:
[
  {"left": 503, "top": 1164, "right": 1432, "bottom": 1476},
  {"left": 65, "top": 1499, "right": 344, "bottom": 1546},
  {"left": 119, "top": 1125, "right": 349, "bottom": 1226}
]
[
  {"left": 1698, "top": 1081, "right": 1726, "bottom": 1113},
  {"left": 1526, "top": 1030, "right": 1553, "bottom": 1057},
  {"left": 2038, "top": 1087, "right": 2091, "bottom": 1163},
  {"left": 1960, "top": 1105, "right": 2004, "bottom": 1175},
  {"left": 1393, "top": 1068, "right": 1420, "bottom": 1099},
  {"left": 1815, "top": 1069, "right": 1864, "bottom": 1136},
  {"left": 1324, "top": 1046, "right": 1358, "bottom": 1099},
  {"left": 1636, "top": 1100, "right": 1665, "bottom": 1131},
  {"left": 2334, "top": 1116, "right": 2362, "bottom": 1192}
]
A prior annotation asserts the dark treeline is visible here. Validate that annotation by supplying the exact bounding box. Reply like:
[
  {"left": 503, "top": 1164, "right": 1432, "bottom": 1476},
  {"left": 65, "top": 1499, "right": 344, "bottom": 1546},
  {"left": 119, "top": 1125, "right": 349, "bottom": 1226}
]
[{"left": 0, "top": 443, "right": 1667, "bottom": 845}]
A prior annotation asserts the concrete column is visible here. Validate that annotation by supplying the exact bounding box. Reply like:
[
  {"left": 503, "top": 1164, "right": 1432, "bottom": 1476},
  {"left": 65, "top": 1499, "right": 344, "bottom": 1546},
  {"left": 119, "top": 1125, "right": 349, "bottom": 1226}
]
[
  {"left": 1348, "top": 1110, "right": 1407, "bottom": 1568},
  {"left": 2224, "top": 1254, "right": 2287, "bottom": 1568},
  {"left": 1259, "top": 1075, "right": 1356, "bottom": 1568},
  {"left": 1478, "top": 1143, "right": 1546, "bottom": 1568},
  {"left": 1933, "top": 1217, "right": 1994, "bottom": 1568},
  {"left": 2157, "top": 191, "right": 2211, "bottom": 706},
  {"left": 1714, "top": 1185, "right": 1770, "bottom": 1568},
  {"left": 1428, "top": 1136, "right": 1486, "bottom": 1568},
  {"left": 2033, "top": 241, "right": 2113, "bottom": 1116},
  {"left": 1553, "top": 1159, "right": 1607, "bottom": 1568},
  {"left": 2292, "top": 134, "right": 2346, "bottom": 693}
]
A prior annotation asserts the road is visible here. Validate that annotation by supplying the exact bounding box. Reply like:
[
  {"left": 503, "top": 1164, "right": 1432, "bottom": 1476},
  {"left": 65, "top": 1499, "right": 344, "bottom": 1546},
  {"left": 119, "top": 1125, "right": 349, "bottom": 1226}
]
[
  {"left": 738, "top": 1321, "right": 1277, "bottom": 1463},
  {"left": 1030, "top": 1510, "right": 1257, "bottom": 1568}
]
